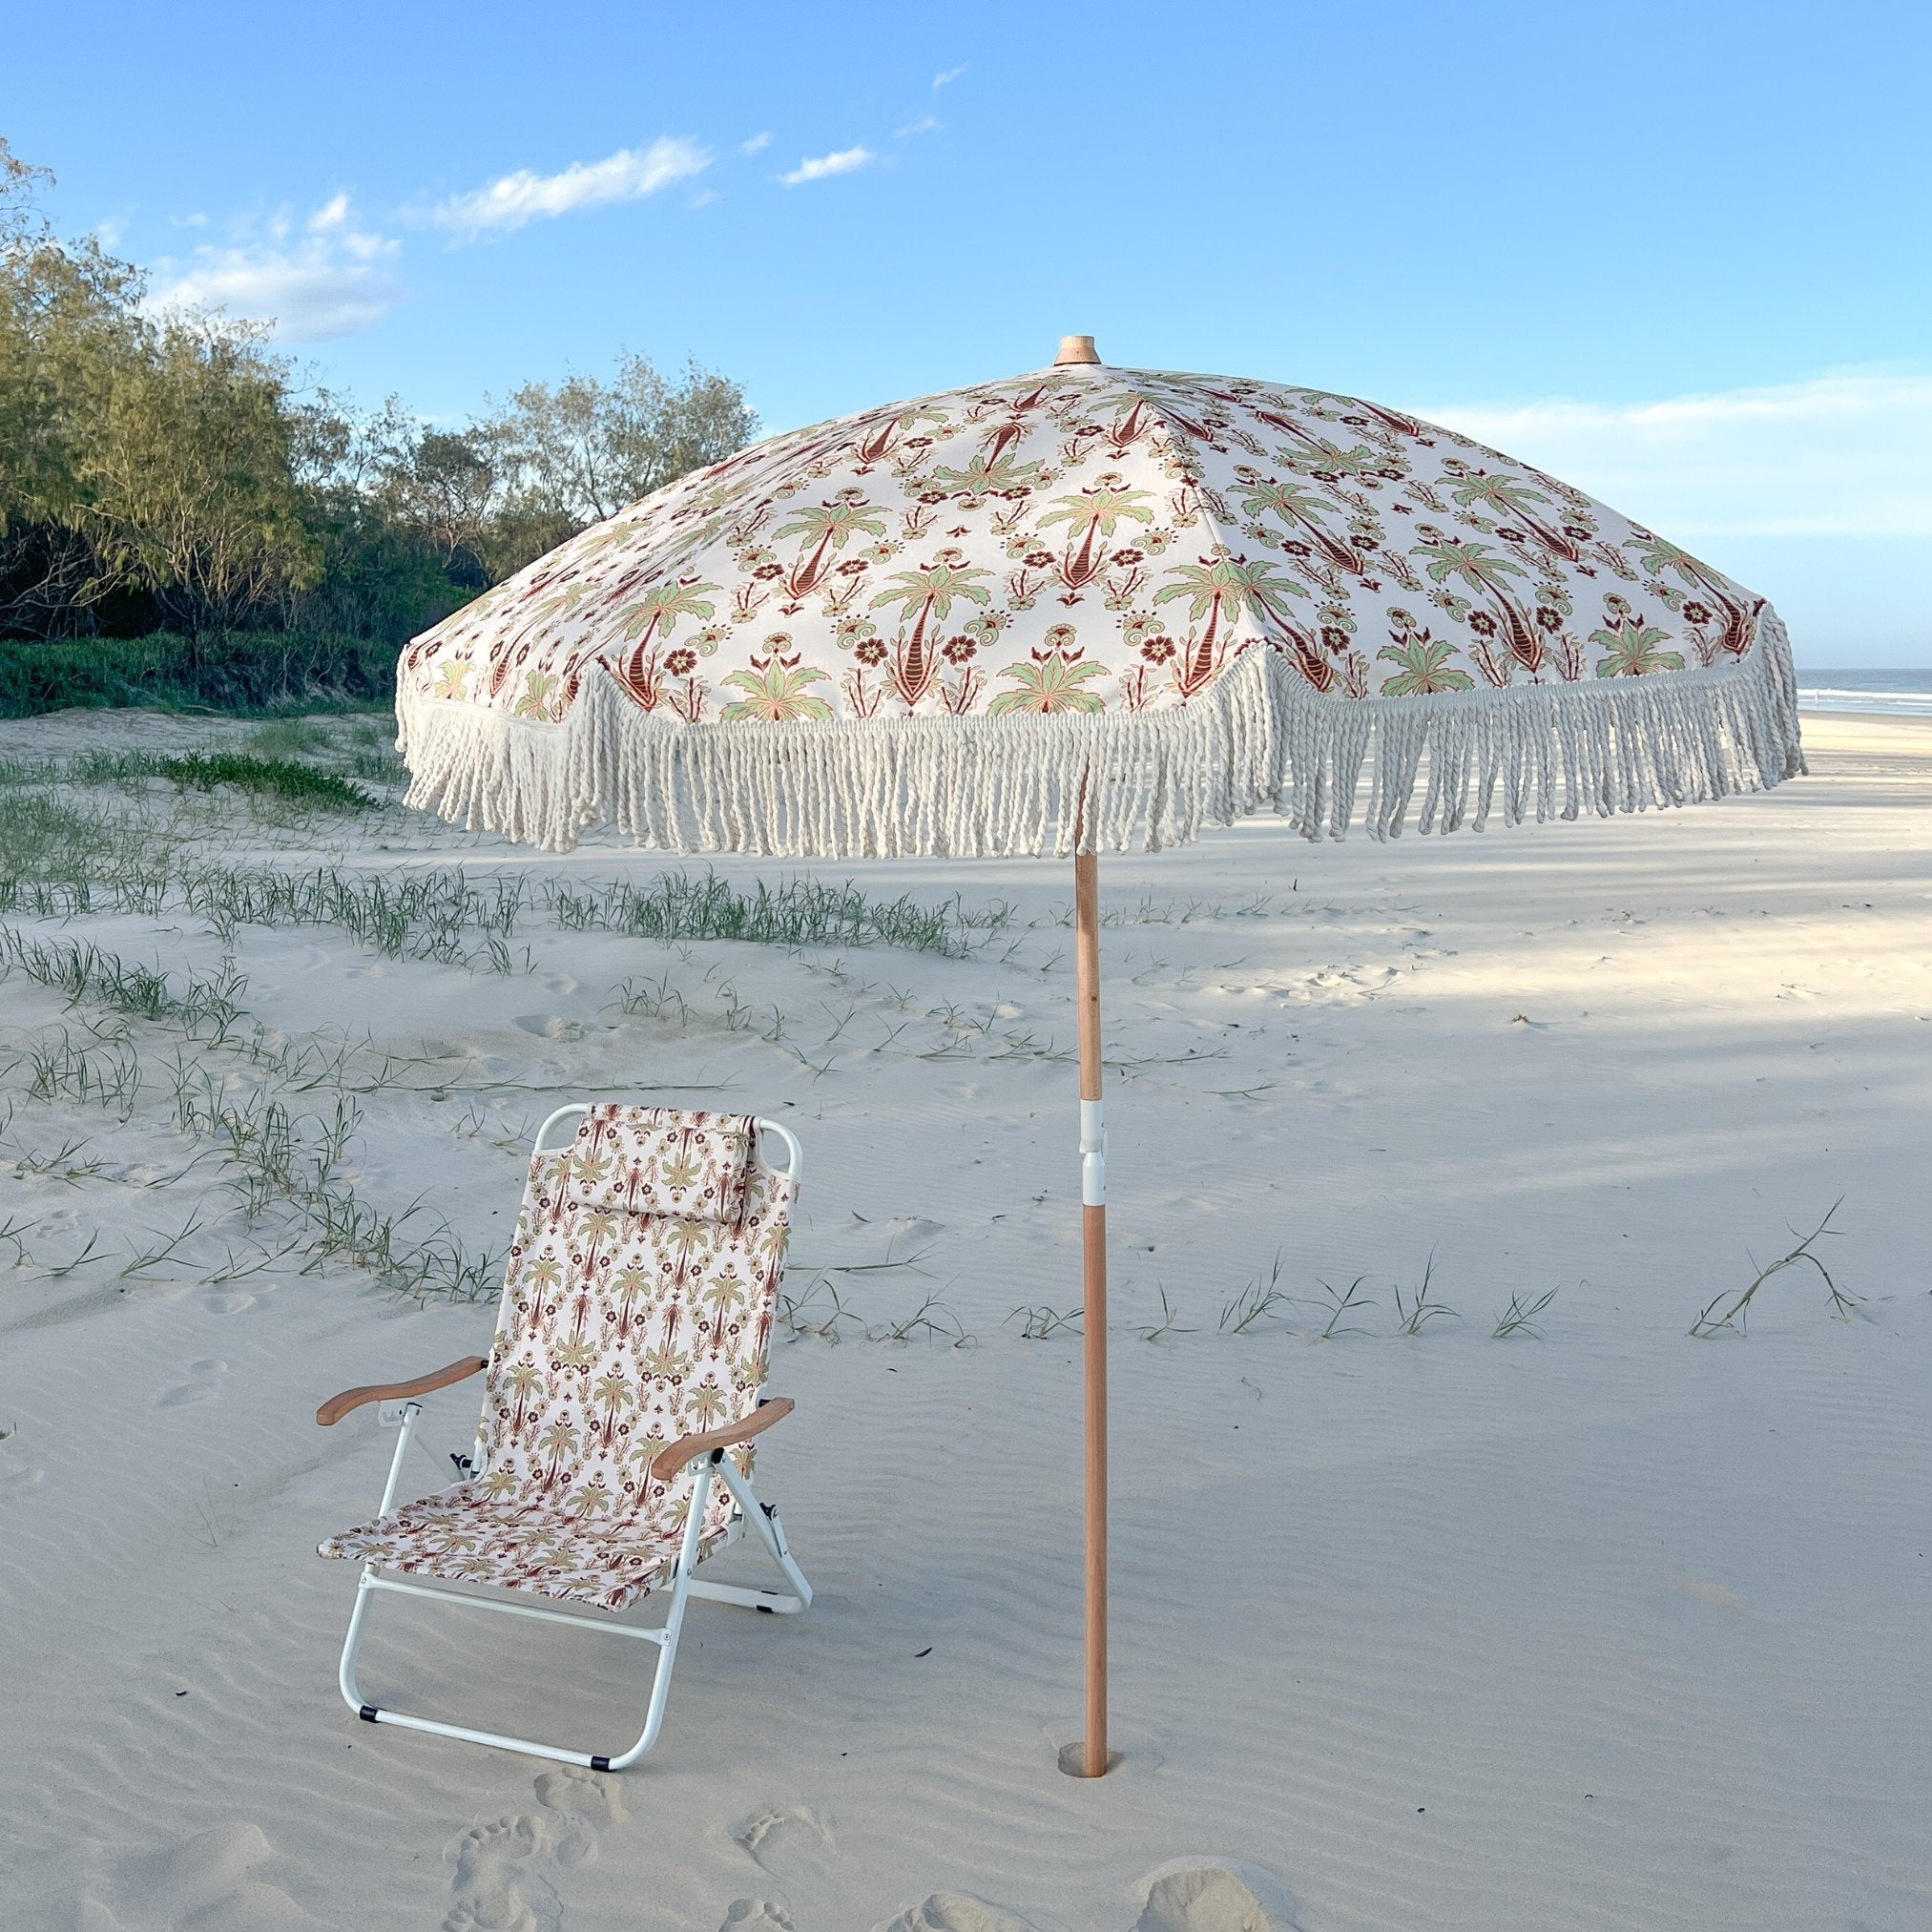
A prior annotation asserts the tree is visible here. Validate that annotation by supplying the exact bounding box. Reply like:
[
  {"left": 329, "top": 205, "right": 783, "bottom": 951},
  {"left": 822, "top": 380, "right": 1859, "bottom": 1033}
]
[
  {"left": 73, "top": 317, "right": 322, "bottom": 631},
  {"left": 480, "top": 353, "right": 756, "bottom": 574},
  {"left": 0, "top": 142, "right": 757, "bottom": 646}
]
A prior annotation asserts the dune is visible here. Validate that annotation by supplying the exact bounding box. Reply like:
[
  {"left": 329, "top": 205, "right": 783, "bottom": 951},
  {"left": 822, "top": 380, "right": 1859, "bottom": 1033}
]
[{"left": 2, "top": 707, "right": 1928, "bottom": 1930}]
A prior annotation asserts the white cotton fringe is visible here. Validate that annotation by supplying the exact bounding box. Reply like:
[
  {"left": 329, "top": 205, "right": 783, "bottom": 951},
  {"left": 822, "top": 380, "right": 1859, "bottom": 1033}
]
[{"left": 396, "top": 610, "right": 1805, "bottom": 860}]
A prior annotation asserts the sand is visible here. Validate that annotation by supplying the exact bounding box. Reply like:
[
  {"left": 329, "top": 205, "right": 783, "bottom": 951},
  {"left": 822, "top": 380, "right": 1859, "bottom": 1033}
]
[{"left": 2, "top": 708, "right": 1928, "bottom": 1931}]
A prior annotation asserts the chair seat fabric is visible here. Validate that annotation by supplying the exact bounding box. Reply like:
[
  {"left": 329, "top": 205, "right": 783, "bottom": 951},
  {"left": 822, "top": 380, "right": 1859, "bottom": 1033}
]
[{"left": 319, "top": 1483, "right": 731, "bottom": 1611}]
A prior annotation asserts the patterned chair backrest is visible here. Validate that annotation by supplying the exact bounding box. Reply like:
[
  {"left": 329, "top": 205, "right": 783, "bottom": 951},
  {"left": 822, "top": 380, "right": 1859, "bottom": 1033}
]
[{"left": 474, "top": 1106, "right": 796, "bottom": 1536}]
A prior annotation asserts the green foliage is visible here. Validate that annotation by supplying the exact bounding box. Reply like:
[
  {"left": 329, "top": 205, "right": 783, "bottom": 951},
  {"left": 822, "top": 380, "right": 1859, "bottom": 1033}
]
[
  {"left": 0, "top": 139, "right": 755, "bottom": 668},
  {"left": 0, "top": 630, "right": 398, "bottom": 717}
]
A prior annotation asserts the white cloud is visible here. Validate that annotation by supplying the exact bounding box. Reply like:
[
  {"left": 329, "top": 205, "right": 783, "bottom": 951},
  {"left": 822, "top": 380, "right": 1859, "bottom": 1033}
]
[
  {"left": 932, "top": 64, "right": 967, "bottom": 90},
  {"left": 780, "top": 146, "right": 875, "bottom": 187},
  {"left": 433, "top": 137, "right": 709, "bottom": 236},
  {"left": 895, "top": 114, "right": 939, "bottom": 137},
  {"left": 741, "top": 132, "right": 772, "bottom": 155},
  {"left": 1424, "top": 372, "right": 1932, "bottom": 541},
  {"left": 149, "top": 196, "right": 404, "bottom": 343}
]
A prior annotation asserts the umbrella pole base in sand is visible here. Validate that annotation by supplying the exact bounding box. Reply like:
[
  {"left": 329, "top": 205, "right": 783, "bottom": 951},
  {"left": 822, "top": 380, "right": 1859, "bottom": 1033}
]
[{"left": 1057, "top": 1739, "right": 1126, "bottom": 1777}]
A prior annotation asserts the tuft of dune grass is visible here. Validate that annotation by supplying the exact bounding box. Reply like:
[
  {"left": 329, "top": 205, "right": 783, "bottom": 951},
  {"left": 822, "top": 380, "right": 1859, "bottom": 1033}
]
[{"left": 154, "top": 753, "right": 375, "bottom": 812}]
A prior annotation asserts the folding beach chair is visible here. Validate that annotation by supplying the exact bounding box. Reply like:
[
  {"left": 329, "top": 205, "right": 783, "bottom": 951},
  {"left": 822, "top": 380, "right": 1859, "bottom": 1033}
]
[{"left": 315, "top": 1102, "right": 812, "bottom": 1771}]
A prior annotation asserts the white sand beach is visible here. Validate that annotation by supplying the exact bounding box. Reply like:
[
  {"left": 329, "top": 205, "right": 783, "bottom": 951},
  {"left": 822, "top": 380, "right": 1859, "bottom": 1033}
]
[{"left": 3, "top": 707, "right": 1928, "bottom": 1931}]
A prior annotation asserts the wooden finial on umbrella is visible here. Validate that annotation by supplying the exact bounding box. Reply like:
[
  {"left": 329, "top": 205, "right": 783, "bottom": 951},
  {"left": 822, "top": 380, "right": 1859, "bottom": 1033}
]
[{"left": 1054, "top": 335, "right": 1101, "bottom": 365}]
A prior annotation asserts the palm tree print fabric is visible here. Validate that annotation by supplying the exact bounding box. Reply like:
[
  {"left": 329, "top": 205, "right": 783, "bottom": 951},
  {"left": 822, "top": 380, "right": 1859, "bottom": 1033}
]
[
  {"left": 402, "top": 363, "right": 1770, "bottom": 727},
  {"left": 319, "top": 1108, "right": 794, "bottom": 1611}
]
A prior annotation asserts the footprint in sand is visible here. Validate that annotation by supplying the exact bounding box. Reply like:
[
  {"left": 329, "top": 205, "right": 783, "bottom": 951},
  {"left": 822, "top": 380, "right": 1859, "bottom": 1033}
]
[
  {"left": 516, "top": 1015, "right": 590, "bottom": 1043},
  {"left": 874, "top": 1896, "right": 1042, "bottom": 1932},
  {"left": 445, "top": 1817, "right": 560, "bottom": 1932},
  {"left": 116, "top": 1819, "right": 304, "bottom": 1929},
  {"left": 534, "top": 1763, "right": 626, "bottom": 1867},
  {"left": 1132, "top": 1859, "right": 1299, "bottom": 1932},
  {"left": 203, "top": 1291, "right": 257, "bottom": 1315},
  {"left": 0, "top": 1423, "right": 43, "bottom": 1497},
  {"left": 734, "top": 1807, "right": 835, "bottom": 1892},
  {"left": 158, "top": 1360, "right": 228, "bottom": 1408},
  {"left": 721, "top": 1903, "right": 794, "bottom": 1931}
]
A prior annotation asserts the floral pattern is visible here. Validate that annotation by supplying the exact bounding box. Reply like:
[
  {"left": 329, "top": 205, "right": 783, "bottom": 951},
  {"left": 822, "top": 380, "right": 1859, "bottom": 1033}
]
[
  {"left": 402, "top": 363, "right": 1769, "bottom": 728},
  {"left": 319, "top": 1107, "right": 795, "bottom": 1611}
]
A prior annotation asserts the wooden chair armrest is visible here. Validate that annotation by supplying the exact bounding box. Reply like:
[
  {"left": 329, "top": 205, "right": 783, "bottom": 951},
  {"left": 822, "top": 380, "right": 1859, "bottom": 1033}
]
[
  {"left": 650, "top": 1397, "right": 795, "bottom": 1481},
  {"left": 316, "top": 1356, "right": 488, "bottom": 1427}
]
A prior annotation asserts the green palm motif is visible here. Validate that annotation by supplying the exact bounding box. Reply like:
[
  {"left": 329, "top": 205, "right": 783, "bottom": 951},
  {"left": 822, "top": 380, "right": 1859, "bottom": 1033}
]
[
  {"left": 551, "top": 1335, "right": 597, "bottom": 1375},
  {"left": 537, "top": 1419, "right": 580, "bottom": 1485},
  {"left": 569, "top": 1147, "right": 615, "bottom": 1191},
  {"left": 614, "top": 577, "right": 720, "bottom": 648},
  {"left": 684, "top": 1382, "right": 730, "bottom": 1430},
  {"left": 1034, "top": 480, "right": 1156, "bottom": 587},
  {"left": 526, "top": 579, "right": 598, "bottom": 628},
  {"left": 925, "top": 451, "right": 1047, "bottom": 497},
  {"left": 656, "top": 1146, "right": 703, "bottom": 1195},
  {"left": 700, "top": 1271, "right": 748, "bottom": 1317},
  {"left": 868, "top": 556, "right": 995, "bottom": 652},
  {"left": 988, "top": 654, "right": 1109, "bottom": 715},
  {"left": 1153, "top": 557, "right": 1306, "bottom": 699},
  {"left": 592, "top": 1367, "right": 634, "bottom": 1425},
  {"left": 641, "top": 1344, "right": 693, "bottom": 1383},
  {"left": 720, "top": 662, "right": 835, "bottom": 722},
  {"left": 1591, "top": 620, "right": 1685, "bottom": 677},
  {"left": 1446, "top": 470, "right": 1581, "bottom": 558},
  {"left": 511, "top": 669, "right": 560, "bottom": 719},
  {"left": 1415, "top": 535, "right": 1528, "bottom": 596},
  {"left": 1627, "top": 532, "right": 1706, "bottom": 585},
  {"left": 1233, "top": 476, "right": 1359, "bottom": 571},
  {"left": 1377, "top": 636, "right": 1475, "bottom": 696},
  {"left": 504, "top": 1360, "right": 544, "bottom": 1434},
  {"left": 771, "top": 493, "right": 887, "bottom": 597},
  {"left": 1153, "top": 556, "right": 1308, "bottom": 634}
]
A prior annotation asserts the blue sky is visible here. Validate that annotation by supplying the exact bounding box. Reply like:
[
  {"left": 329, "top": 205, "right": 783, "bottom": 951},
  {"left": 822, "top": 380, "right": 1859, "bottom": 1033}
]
[{"left": 7, "top": 0, "right": 1927, "bottom": 662}]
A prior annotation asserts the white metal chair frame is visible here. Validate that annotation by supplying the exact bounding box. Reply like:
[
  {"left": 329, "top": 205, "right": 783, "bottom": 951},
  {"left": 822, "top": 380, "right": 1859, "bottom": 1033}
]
[{"left": 326, "top": 1105, "right": 812, "bottom": 1772}]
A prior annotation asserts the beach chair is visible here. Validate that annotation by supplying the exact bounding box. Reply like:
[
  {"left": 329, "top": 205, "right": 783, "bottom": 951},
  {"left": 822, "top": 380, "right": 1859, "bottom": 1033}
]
[{"left": 315, "top": 1102, "right": 812, "bottom": 1771}]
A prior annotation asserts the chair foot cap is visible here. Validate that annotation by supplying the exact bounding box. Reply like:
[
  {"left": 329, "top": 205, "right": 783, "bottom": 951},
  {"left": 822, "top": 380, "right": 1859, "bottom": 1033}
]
[
  {"left": 590, "top": 1755, "right": 612, "bottom": 1773},
  {"left": 359, "top": 1705, "right": 380, "bottom": 1723}
]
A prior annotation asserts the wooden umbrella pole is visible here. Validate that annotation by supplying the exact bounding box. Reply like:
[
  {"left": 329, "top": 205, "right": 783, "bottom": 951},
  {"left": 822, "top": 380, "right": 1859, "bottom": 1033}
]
[{"left": 1073, "top": 848, "right": 1110, "bottom": 1776}]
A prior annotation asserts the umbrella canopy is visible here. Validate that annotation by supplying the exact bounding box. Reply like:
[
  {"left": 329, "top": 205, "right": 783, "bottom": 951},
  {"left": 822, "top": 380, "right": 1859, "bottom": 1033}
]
[
  {"left": 398, "top": 341, "right": 1802, "bottom": 859},
  {"left": 392, "top": 338, "right": 1805, "bottom": 1779}
]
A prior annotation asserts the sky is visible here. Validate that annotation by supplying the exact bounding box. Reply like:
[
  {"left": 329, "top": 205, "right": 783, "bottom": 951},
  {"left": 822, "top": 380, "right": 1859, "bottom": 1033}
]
[{"left": 6, "top": 0, "right": 1928, "bottom": 664}]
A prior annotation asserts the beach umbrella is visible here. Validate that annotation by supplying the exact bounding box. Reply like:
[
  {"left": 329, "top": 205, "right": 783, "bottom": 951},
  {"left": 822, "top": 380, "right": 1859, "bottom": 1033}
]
[{"left": 395, "top": 337, "right": 1804, "bottom": 1776}]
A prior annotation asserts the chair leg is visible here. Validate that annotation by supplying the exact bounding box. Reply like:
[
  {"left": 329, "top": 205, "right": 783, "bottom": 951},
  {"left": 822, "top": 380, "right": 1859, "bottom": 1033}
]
[
  {"left": 332, "top": 1461, "right": 719, "bottom": 1772},
  {"left": 695, "top": 1459, "right": 813, "bottom": 1612}
]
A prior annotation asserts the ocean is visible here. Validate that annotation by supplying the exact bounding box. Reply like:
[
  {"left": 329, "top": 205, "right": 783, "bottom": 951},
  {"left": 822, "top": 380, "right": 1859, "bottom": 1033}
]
[{"left": 1795, "top": 670, "right": 1932, "bottom": 717}]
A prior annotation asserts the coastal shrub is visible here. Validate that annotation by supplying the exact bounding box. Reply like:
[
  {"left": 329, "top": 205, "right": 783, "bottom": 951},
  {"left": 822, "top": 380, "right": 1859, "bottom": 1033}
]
[{"left": 0, "top": 631, "right": 398, "bottom": 718}]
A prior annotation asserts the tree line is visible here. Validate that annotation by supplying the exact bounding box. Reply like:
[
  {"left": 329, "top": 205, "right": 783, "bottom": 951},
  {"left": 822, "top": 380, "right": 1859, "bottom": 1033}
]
[{"left": 0, "top": 139, "right": 757, "bottom": 646}]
